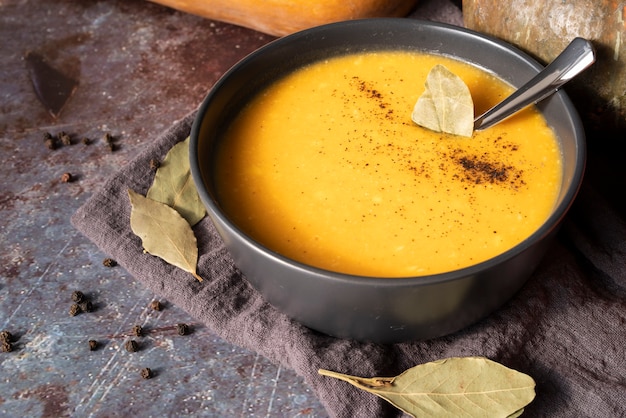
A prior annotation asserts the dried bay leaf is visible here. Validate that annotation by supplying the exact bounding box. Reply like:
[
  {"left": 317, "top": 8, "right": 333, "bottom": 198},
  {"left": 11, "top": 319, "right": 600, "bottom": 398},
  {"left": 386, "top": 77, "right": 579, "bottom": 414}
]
[
  {"left": 128, "top": 189, "right": 203, "bottom": 282},
  {"left": 147, "top": 136, "right": 206, "bottom": 226},
  {"left": 412, "top": 64, "right": 474, "bottom": 137},
  {"left": 319, "top": 356, "right": 535, "bottom": 417}
]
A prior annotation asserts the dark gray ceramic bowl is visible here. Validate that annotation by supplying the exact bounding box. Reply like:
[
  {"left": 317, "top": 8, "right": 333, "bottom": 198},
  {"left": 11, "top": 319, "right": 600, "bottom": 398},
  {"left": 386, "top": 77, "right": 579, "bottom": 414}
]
[{"left": 190, "top": 19, "right": 585, "bottom": 343}]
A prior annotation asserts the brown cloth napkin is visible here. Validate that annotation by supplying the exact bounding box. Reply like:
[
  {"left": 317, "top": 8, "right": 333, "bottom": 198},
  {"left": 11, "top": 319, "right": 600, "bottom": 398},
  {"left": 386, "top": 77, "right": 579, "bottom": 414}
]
[
  {"left": 71, "top": 110, "right": 626, "bottom": 417},
  {"left": 71, "top": 5, "right": 626, "bottom": 418}
]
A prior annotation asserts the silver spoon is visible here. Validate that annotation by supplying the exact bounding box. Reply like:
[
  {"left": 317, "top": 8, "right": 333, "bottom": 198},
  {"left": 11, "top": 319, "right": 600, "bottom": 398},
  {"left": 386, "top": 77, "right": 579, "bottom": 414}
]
[{"left": 474, "top": 37, "right": 596, "bottom": 131}]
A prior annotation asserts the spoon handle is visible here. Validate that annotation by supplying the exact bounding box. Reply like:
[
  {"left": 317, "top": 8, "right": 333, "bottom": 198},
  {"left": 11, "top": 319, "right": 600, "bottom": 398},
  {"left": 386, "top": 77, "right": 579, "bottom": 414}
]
[{"left": 474, "top": 37, "right": 595, "bottom": 131}]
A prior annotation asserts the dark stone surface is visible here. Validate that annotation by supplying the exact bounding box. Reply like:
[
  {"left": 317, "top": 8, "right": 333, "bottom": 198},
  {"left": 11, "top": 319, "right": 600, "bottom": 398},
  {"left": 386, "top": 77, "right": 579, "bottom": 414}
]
[{"left": 0, "top": 0, "right": 326, "bottom": 416}]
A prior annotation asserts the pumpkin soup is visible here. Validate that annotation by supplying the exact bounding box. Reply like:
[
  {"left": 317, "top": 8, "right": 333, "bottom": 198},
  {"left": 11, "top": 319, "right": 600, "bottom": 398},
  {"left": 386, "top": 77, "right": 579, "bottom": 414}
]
[{"left": 214, "top": 51, "right": 562, "bottom": 277}]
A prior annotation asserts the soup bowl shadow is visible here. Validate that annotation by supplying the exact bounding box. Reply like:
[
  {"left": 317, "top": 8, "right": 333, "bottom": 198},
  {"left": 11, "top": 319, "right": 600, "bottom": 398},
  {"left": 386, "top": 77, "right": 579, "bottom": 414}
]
[{"left": 190, "top": 19, "right": 585, "bottom": 344}]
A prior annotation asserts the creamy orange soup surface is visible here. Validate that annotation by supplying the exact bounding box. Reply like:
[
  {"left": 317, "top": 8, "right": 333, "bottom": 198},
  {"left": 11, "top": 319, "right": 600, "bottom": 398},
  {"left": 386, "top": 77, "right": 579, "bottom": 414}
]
[{"left": 214, "top": 51, "right": 562, "bottom": 277}]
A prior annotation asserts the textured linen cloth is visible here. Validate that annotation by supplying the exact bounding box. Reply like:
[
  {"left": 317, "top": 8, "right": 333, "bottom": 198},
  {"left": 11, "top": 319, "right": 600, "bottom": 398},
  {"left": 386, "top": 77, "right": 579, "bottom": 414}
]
[{"left": 71, "top": 2, "right": 626, "bottom": 417}]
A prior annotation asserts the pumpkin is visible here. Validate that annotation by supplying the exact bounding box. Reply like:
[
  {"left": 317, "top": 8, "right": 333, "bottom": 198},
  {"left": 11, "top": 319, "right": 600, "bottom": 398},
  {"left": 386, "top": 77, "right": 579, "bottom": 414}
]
[
  {"left": 147, "top": 0, "right": 418, "bottom": 37},
  {"left": 463, "top": 0, "right": 626, "bottom": 135}
]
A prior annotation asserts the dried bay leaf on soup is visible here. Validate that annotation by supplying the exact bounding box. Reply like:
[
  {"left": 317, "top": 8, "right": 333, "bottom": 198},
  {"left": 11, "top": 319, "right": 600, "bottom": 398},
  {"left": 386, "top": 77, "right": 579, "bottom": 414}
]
[
  {"left": 319, "top": 356, "right": 535, "bottom": 417},
  {"left": 412, "top": 64, "right": 474, "bottom": 137},
  {"left": 128, "top": 189, "right": 203, "bottom": 282},
  {"left": 147, "top": 136, "right": 206, "bottom": 226}
]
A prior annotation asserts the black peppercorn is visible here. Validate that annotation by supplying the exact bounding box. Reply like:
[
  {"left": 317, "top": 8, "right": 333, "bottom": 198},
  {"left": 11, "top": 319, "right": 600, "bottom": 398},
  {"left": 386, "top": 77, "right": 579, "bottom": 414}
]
[
  {"left": 150, "top": 300, "right": 162, "bottom": 311},
  {"left": 149, "top": 159, "right": 160, "bottom": 170},
  {"left": 45, "top": 138, "right": 57, "bottom": 150},
  {"left": 59, "top": 132, "right": 72, "bottom": 146},
  {"left": 124, "top": 339, "right": 139, "bottom": 353},
  {"left": 102, "top": 258, "right": 117, "bottom": 268},
  {"left": 176, "top": 323, "right": 189, "bottom": 336},
  {"left": 79, "top": 300, "right": 93, "bottom": 313},
  {"left": 69, "top": 303, "right": 82, "bottom": 316},
  {"left": 132, "top": 325, "right": 143, "bottom": 337},
  {"left": 43, "top": 132, "right": 57, "bottom": 150},
  {"left": 141, "top": 367, "right": 153, "bottom": 379},
  {"left": 1, "top": 341, "right": 12, "bottom": 353},
  {"left": 0, "top": 330, "right": 13, "bottom": 343},
  {"left": 104, "top": 133, "right": 117, "bottom": 151},
  {"left": 88, "top": 340, "right": 98, "bottom": 351},
  {"left": 71, "top": 290, "right": 85, "bottom": 303}
]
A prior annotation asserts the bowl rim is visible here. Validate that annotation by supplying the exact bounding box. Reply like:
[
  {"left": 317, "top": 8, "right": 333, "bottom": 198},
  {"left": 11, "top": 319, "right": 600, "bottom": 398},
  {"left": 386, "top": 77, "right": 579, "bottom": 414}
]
[{"left": 190, "top": 17, "right": 586, "bottom": 288}]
